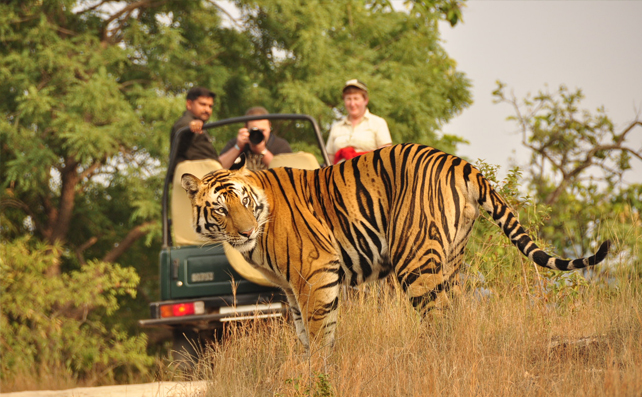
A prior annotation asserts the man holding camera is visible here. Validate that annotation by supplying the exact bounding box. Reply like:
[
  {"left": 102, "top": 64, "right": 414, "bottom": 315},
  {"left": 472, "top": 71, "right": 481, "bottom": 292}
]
[{"left": 219, "top": 106, "right": 292, "bottom": 170}]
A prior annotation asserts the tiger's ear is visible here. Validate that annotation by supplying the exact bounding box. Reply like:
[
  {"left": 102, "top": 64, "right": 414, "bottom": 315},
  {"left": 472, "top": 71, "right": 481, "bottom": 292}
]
[
  {"left": 181, "top": 173, "right": 202, "bottom": 198},
  {"left": 230, "top": 153, "right": 246, "bottom": 171}
]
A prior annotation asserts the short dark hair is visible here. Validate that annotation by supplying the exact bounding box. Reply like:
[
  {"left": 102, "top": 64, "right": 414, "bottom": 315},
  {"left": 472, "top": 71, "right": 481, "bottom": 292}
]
[
  {"left": 245, "top": 106, "right": 269, "bottom": 116},
  {"left": 186, "top": 87, "right": 215, "bottom": 101},
  {"left": 244, "top": 106, "right": 270, "bottom": 128}
]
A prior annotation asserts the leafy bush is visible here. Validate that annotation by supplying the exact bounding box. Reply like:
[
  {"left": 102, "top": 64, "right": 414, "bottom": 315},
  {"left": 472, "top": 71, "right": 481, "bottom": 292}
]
[
  {"left": 0, "top": 238, "right": 154, "bottom": 388},
  {"left": 464, "top": 161, "right": 641, "bottom": 300}
]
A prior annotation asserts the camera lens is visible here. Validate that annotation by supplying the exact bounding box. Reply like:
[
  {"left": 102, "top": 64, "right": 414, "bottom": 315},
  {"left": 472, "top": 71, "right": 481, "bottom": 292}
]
[{"left": 248, "top": 128, "right": 264, "bottom": 145}]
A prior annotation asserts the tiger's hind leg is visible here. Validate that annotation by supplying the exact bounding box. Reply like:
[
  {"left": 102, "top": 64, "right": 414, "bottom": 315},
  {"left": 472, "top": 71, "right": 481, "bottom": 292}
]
[
  {"left": 393, "top": 241, "right": 468, "bottom": 314},
  {"left": 399, "top": 213, "right": 476, "bottom": 313},
  {"left": 406, "top": 269, "right": 461, "bottom": 314},
  {"left": 401, "top": 269, "right": 456, "bottom": 314}
]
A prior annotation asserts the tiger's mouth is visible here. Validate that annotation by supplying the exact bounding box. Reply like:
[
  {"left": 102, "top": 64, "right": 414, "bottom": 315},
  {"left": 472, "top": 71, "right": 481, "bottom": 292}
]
[{"left": 230, "top": 238, "right": 257, "bottom": 253}]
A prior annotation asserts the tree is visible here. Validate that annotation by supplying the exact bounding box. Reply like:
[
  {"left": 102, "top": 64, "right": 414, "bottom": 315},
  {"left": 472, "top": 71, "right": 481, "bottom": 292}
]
[
  {"left": 1, "top": 0, "right": 470, "bottom": 274},
  {"left": 0, "top": 0, "right": 240, "bottom": 275},
  {"left": 493, "top": 81, "right": 642, "bottom": 257},
  {"left": 493, "top": 81, "right": 642, "bottom": 206}
]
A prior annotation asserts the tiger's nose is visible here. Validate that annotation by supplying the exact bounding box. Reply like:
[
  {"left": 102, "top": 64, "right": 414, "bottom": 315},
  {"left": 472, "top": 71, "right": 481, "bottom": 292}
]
[{"left": 239, "top": 228, "right": 254, "bottom": 238}]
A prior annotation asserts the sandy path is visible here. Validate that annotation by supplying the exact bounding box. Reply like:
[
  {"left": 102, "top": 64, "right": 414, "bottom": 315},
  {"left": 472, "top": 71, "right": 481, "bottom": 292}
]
[{"left": 1, "top": 381, "right": 208, "bottom": 397}]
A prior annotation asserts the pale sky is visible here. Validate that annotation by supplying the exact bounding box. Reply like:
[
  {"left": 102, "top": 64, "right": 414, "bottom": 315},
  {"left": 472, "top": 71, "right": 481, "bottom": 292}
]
[{"left": 437, "top": 0, "right": 642, "bottom": 184}]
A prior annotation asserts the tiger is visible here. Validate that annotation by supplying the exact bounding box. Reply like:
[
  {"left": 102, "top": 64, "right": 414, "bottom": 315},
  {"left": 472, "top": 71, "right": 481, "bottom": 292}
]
[{"left": 181, "top": 143, "right": 610, "bottom": 351}]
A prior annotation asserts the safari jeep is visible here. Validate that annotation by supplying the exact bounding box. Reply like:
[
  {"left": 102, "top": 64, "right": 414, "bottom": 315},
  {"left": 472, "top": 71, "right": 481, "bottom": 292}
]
[{"left": 138, "top": 114, "right": 330, "bottom": 354}]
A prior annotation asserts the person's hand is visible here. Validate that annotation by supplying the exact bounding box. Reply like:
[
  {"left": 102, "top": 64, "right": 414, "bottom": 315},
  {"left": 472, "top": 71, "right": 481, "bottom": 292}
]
[
  {"left": 236, "top": 127, "right": 250, "bottom": 150},
  {"left": 189, "top": 119, "right": 204, "bottom": 134}
]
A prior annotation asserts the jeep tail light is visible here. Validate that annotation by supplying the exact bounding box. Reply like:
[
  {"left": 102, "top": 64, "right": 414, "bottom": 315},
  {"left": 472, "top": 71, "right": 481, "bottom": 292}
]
[{"left": 160, "top": 301, "right": 205, "bottom": 318}]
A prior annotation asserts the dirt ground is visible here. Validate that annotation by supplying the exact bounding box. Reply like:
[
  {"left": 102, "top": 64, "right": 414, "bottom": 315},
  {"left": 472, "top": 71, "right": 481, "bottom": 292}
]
[{"left": 0, "top": 381, "right": 208, "bottom": 397}]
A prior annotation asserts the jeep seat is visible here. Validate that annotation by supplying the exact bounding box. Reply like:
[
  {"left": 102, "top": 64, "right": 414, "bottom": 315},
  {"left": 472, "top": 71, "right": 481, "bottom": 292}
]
[
  {"left": 269, "top": 151, "right": 320, "bottom": 170},
  {"left": 172, "top": 159, "right": 223, "bottom": 246}
]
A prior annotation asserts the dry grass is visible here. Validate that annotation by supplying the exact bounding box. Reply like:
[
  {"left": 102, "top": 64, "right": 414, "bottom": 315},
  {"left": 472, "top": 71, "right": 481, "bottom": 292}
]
[
  {"left": 1, "top": 366, "right": 85, "bottom": 393},
  {"left": 0, "top": 357, "right": 171, "bottom": 393},
  {"left": 183, "top": 276, "right": 642, "bottom": 397}
]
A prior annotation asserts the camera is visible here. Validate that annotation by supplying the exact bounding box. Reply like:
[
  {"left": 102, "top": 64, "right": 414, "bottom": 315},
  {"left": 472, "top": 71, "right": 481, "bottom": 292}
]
[{"left": 248, "top": 128, "right": 265, "bottom": 145}]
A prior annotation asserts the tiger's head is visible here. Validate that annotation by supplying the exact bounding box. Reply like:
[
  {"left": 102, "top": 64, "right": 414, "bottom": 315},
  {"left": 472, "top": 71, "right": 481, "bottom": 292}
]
[{"left": 181, "top": 168, "right": 268, "bottom": 253}]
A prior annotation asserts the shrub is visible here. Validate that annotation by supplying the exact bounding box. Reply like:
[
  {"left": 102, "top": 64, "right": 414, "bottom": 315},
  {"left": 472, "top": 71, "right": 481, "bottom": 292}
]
[{"left": 0, "top": 238, "right": 154, "bottom": 390}]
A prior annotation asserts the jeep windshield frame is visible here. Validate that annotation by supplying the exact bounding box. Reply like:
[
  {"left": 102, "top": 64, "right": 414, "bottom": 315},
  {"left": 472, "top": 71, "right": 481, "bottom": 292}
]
[{"left": 163, "top": 113, "right": 329, "bottom": 248}]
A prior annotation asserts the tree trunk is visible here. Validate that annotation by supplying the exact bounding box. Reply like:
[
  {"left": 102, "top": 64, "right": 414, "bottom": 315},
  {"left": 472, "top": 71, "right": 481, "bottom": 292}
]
[
  {"left": 49, "top": 157, "right": 79, "bottom": 245},
  {"left": 46, "top": 157, "right": 79, "bottom": 275}
]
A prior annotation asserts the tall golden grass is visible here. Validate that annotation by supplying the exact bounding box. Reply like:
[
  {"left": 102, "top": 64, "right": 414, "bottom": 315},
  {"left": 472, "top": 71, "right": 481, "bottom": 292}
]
[
  {"left": 182, "top": 269, "right": 641, "bottom": 397},
  {"left": 6, "top": 212, "right": 639, "bottom": 395}
]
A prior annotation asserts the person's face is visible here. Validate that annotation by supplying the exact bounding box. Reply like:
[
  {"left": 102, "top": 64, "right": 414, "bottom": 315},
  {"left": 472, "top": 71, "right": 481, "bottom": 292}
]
[
  {"left": 343, "top": 92, "right": 368, "bottom": 120},
  {"left": 186, "top": 96, "right": 214, "bottom": 121},
  {"left": 246, "top": 119, "right": 271, "bottom": 140}
]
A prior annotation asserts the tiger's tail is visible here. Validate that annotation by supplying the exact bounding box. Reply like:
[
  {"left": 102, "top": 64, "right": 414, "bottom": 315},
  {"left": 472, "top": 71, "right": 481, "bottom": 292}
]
[{"left": 474, "top": 172, "right": 610, "bottom": 271}]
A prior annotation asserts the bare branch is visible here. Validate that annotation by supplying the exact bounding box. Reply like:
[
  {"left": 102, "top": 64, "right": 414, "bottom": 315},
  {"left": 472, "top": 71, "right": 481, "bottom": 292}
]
[
  {"left": 100, "top": 0, "right": 171, "bottom": 43},
  {"left": 119, "top": 79, "right": 150, "bottom": 89},
  {"left": 79, "top": 161, "right": 102, "bottom": 181},
  {"left": 48, "top": 156, "right": 80, "bottom": 246},
  {"left": 102, "top": 221, "right": 155, "bottom": 263},
  {"left": 104, "top": 8, "right": 134, "bottom": 42},
  {"left": 615, "top": 120, "right": 642, "bottom": 145},
  {"left": 0, "top": 196, "right": 46, "bottom": 236},
  {"left": 622, "top": 146, "right": 642, "bottom": 162},
  {"left": 75, "top": 236, "right": 99, "bottom": 265},
  {"left": 75, "top": 0, "right": 113, "bottom": 15},
  {"left": 55, "top": 26, "right": 77, "bottom": 36},
  {"left": 102, "top": 0, "right": 150, "bottom": 28},
  {"left": 206, "top": 0, "right": 244, "bottom": 29},
  {"left": 522, "top": 142, "right": 567, "bottom": 179}
]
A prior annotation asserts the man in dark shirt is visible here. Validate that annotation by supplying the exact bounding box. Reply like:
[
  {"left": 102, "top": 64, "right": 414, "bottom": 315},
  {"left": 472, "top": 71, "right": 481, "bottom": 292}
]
[
  {"left": 219, "top": 106, "right": 292, "bottom": 170},
  {"left": 170, "top": 87, "right": 218, "bottom": 171}
]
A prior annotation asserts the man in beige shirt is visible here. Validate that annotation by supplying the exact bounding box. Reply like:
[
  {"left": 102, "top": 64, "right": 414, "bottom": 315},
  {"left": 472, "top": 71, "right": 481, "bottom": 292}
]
[{"left": 326, "top": 79, "right": 392, "bottom": 164}]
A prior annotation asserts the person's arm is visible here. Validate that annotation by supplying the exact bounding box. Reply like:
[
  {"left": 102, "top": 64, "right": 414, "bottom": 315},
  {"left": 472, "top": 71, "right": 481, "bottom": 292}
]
[
  {"left": 188, "top": 119, "right": 205, "bottom": 134},
  {"left": 219, "top": 144, "right": 243, "bottom": 169},
  {"left": 173, "top": 113, "right": 204, "bottom": 136},
  {"left": 171, "top": 113, "right": 198, "bottom": 163},
  {"left": 374, "top": 116, "right": 392, "bottom": 148},
  {"left": 219, "top": 127, "right": 250, "bottom": 169},
  {"left": 260, "top": 137, "right": 292, "bottom": 166},
  {"left": 326, "top": 124, "right": 338, "bottom": 161},
  {"left": 260, "top": 149, "right": 274, "bottom": 167}
]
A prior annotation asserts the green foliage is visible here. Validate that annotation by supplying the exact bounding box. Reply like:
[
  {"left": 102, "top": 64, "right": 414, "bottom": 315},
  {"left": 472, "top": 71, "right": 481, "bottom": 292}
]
[
  {"left": 544, "top": 271, "right": 589, "bottom": 303},
  {"left": 465, "top": 160, "right": 641, "bottom": 306},
  {"left": 0, "top": 238, "right": 154, "bottom": 384},
  {"left": 465, "top": 161, "right": 549, "bottom": 285}
]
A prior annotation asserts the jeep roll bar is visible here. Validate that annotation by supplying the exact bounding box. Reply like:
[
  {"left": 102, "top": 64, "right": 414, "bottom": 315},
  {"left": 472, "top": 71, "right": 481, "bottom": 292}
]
[{"left": 163, "top": 113, "right": 329, "bottom": 248}]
